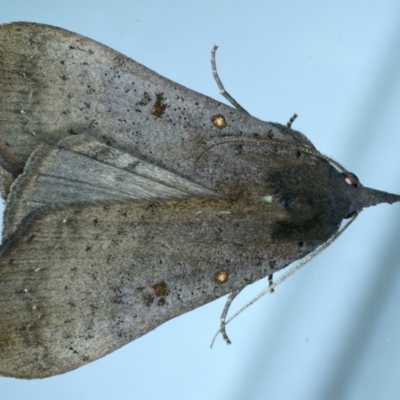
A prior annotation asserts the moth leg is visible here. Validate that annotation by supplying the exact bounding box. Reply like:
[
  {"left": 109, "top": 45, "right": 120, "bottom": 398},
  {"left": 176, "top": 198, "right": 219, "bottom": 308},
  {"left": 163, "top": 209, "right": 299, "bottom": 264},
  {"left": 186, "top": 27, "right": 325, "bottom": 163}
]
[
  {"left": 210, "top": 45, "right": 249, "bottom": 115},
  {"left": 220, "top": 289, "right": 242, "bottom": 345},
  {"left": 286, "top": 113, "right": 298, "bottom": 128},
  {"left": 268, "top": 274, "right": 275, "bottom": 293}
]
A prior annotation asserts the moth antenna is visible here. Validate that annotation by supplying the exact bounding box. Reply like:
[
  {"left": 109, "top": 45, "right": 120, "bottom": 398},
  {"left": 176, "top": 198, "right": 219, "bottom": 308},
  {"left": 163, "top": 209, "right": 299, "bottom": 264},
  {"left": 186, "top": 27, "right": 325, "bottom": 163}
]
[
  {"left": 210, "top": 47, "right": 349, "bottom": 174},
  {"left": 194, "top": 137, "right": 350, "bottom": 175},
  {"left": 286, "top": 113, "right": 298, "bottom": 128},
  {"left": 212, "top": 47, "right": 298, "bottom": 130},
  {"left": 210, "top": 214, "right": 358, "bottom": 347},
  {"left": 211, "top": 44, "right": 249, "bottom": 114}
]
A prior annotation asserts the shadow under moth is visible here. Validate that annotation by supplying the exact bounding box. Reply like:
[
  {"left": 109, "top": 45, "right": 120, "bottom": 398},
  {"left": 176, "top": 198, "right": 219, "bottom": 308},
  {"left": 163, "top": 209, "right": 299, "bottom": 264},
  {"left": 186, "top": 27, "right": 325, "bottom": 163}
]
[{"left": 0, "top": 22, "right": 399, "bottom": 379}]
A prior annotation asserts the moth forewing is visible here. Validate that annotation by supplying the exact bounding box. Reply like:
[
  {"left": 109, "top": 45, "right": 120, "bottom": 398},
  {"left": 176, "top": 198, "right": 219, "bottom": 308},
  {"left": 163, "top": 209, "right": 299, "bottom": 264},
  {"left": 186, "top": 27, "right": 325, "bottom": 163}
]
[
  {"left": 0, "top": 22, "right": 314, "bottom": 199},
  {"left": 0, "top": 193, "right": 311, "bottom": 378}
]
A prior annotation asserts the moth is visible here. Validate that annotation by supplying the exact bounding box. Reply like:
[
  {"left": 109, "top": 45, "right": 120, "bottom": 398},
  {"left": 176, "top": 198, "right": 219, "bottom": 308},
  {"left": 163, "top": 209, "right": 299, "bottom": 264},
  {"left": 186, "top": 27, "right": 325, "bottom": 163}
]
[{"left": 0, "top": 22, "right": 398, "bottom": 379}]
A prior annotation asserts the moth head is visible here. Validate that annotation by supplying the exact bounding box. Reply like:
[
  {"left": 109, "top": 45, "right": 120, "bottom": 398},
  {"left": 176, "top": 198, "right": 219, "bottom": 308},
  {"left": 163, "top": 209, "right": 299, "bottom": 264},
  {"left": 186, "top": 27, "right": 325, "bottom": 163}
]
[{"left": 341, "top": 171, "right": 400, "bottom": 218}]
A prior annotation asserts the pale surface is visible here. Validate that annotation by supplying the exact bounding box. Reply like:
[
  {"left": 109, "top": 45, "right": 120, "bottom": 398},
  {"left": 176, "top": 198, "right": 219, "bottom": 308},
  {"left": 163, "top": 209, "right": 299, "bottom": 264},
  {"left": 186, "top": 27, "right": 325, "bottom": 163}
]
[{"left": 0, "top": 1, "right": 400, "bottom": 399}]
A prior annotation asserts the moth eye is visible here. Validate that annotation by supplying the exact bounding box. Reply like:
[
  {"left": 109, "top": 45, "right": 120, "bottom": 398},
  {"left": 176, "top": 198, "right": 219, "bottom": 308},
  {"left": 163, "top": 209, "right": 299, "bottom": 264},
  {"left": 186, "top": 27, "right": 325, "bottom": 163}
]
[{"left": 343, "top": 172, "right": 360, "bottom": 187}]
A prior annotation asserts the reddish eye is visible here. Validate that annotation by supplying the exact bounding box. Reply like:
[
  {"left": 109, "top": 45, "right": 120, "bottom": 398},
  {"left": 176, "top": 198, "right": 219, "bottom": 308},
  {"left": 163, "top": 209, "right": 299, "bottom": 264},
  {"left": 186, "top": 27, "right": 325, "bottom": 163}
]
[{"left": 343, "top": 172, "right": 360, "bottom": 187}]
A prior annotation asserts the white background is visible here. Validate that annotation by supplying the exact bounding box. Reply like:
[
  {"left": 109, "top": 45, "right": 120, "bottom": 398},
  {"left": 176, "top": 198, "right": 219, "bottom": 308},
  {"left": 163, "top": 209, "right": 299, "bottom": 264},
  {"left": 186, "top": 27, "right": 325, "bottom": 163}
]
[{"left": 1, "top": 1, "right": 400, "bottom": 399}]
